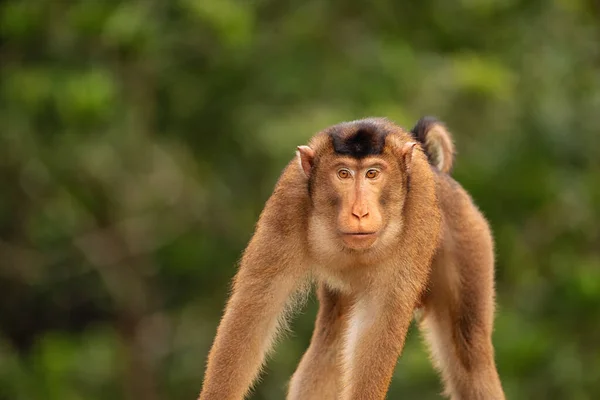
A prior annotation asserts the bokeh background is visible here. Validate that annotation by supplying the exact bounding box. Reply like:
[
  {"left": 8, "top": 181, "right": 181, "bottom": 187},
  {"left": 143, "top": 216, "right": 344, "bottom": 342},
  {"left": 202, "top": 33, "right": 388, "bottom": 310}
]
[{"left": 1, "top": 0, "right": 600, "bottom": 399}]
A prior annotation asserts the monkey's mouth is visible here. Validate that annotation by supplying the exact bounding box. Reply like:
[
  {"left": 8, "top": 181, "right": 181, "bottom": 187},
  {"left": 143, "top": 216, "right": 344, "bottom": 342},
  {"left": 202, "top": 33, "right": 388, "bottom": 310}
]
[
  {"left": 343, "top": 232, "right": 377, "bottom": 237},
  {"left": 340, "top": 231, "right": 379, "bottom": 250}
]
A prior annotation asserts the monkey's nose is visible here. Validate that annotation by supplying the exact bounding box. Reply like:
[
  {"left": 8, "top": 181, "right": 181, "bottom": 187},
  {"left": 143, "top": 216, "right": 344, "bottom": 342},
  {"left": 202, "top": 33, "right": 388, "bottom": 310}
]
[{"left": 352, "top": 208, "right": 369, "bottom": 220}]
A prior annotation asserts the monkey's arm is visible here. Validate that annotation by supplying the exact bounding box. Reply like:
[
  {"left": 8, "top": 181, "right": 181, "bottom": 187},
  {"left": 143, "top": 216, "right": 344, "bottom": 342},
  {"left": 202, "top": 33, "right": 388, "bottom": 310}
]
[
  {"left": 287, "top": 285, "right": 350, "bottom": 400},
  {"left": 339, "top": 278, "right": 424, "bottom": 400},
  {"left": 199, "top": 201, "right": 308, "bottom": 400}
]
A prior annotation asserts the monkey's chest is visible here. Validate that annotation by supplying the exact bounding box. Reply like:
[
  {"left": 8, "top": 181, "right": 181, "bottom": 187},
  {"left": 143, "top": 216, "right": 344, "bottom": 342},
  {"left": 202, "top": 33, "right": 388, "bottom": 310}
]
[{"left": 311, "top": 261, "right": 386, "bottom": 293}]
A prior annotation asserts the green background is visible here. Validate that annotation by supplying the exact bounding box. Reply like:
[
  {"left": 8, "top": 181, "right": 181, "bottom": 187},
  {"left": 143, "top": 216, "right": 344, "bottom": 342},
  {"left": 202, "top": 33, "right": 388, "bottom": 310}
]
[{"left": 1, "top": 0, "right": 599, "bottom": 399}]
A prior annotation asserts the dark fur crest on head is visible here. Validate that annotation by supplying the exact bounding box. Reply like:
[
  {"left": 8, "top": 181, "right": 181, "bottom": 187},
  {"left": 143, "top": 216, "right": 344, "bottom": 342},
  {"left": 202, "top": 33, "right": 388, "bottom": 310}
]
[{"left": 328, "top": 119, "right": 390, "bottom": 158}]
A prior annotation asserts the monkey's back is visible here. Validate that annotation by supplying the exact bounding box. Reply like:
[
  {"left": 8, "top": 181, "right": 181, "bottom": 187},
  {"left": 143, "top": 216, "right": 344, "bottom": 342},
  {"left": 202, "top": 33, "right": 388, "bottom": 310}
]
[
  {"left": 434, "top": 172, "right": 494, "bottom": 258},
  {"left": 423, "top": 171, "right": 497, "bottom": 328}
]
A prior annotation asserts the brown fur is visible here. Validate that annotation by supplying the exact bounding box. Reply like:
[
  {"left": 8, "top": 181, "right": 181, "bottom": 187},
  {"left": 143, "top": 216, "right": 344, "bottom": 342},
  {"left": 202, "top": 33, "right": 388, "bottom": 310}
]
[
  {"left": 199, "top": 117, "right": 504, "bottom": 400},
  {"left": 410, "top": 116, "right": 455, "bottom": 173}
]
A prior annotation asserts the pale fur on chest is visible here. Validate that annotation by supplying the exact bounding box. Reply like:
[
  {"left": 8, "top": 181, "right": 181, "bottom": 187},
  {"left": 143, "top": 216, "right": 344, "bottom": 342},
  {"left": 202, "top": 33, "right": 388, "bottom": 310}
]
[{"left": 340, "top": 294, "right": 386, "bottom": 394}]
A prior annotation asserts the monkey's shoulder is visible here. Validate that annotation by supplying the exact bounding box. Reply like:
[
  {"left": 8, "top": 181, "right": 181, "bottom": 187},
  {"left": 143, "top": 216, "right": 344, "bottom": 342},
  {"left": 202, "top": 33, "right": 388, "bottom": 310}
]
[
  {"left": 256, "top": 161, "right": 310, "bottom": 238},
  {"left": 434, "top": 171, "right": 491, "bottom": 232}
]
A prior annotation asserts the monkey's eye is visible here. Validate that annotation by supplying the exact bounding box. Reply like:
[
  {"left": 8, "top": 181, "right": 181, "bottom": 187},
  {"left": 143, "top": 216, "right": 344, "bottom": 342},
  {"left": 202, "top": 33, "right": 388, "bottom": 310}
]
[
  {"left": 337, "top": 169, "right": 351, "bottom": 179},
  {"left": 366, "top": 169, "right": 379, "bottom": 179}
]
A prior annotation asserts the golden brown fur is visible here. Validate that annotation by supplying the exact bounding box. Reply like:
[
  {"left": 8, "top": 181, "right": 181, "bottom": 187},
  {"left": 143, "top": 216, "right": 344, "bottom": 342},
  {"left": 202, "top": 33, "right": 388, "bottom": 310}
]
[{"left": 199, "top": 117, "right": 504, "bottom": 400}]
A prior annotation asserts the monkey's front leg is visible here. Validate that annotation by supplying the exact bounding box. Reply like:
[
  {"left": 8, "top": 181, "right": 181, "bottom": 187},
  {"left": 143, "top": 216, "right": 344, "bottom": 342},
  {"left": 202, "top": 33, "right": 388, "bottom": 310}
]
[
  {"left": 340, "top": 286, "right": 419, "bottom": 400},
  {"left": 287, "top": 285, "right": 351, "bottom": 400},
  {"left": 199, "top": 262, "right": 304, "bottom": 400}
]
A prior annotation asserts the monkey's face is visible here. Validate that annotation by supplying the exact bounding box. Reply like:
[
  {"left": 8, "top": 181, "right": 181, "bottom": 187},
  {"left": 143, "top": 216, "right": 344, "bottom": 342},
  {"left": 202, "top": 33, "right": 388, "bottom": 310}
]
[
  {"left": 327, "top": 156, "right": 386, "bottom": 250},
  {"left": 297, "top": 120, "right": 412, "bottom": 256},
  {"left": 309, "top": 153, "right": 406, "bottom": 252}
]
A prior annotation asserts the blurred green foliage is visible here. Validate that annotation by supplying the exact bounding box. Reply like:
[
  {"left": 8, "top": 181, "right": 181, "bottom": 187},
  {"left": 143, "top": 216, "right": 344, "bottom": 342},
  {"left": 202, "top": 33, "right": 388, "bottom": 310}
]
[{"left": 1, "top": 0, "right": 600, "bottom": 399}]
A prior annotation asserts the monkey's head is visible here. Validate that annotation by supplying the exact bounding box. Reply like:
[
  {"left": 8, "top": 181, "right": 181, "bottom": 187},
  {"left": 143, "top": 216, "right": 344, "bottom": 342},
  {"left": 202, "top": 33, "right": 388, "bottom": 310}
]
[{"left": 297, "top": 118, "right": 418, "bottom": 255}]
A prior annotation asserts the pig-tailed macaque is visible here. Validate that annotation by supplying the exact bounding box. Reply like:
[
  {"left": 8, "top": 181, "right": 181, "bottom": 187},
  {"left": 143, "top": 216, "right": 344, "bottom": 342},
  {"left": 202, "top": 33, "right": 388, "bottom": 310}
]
[{"left": 199, "top": 117, "right": 505, "bottom": 400}]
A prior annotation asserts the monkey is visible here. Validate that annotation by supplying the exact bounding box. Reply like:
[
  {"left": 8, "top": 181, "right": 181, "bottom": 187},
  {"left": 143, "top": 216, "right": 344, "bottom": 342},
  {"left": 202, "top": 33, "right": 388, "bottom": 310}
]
[{"left": 198, "top": 116, "right": 505, "bottom": 400}]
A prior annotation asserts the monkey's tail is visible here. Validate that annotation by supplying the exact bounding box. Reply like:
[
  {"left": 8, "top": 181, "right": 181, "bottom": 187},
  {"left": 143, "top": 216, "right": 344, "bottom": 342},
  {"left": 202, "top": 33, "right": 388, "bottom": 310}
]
[{"left": 410, "top": 116, "right": 455, "bottom": 174}]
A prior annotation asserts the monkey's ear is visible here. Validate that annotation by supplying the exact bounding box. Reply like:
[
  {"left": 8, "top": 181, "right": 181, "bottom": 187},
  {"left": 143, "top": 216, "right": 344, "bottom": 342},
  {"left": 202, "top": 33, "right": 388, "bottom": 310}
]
[
  {"left": 296, "top": 145, "right": 315, "bottom": 177},
  {"left": 401, "top": 141, "right": 417, "bottom": 174}
]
